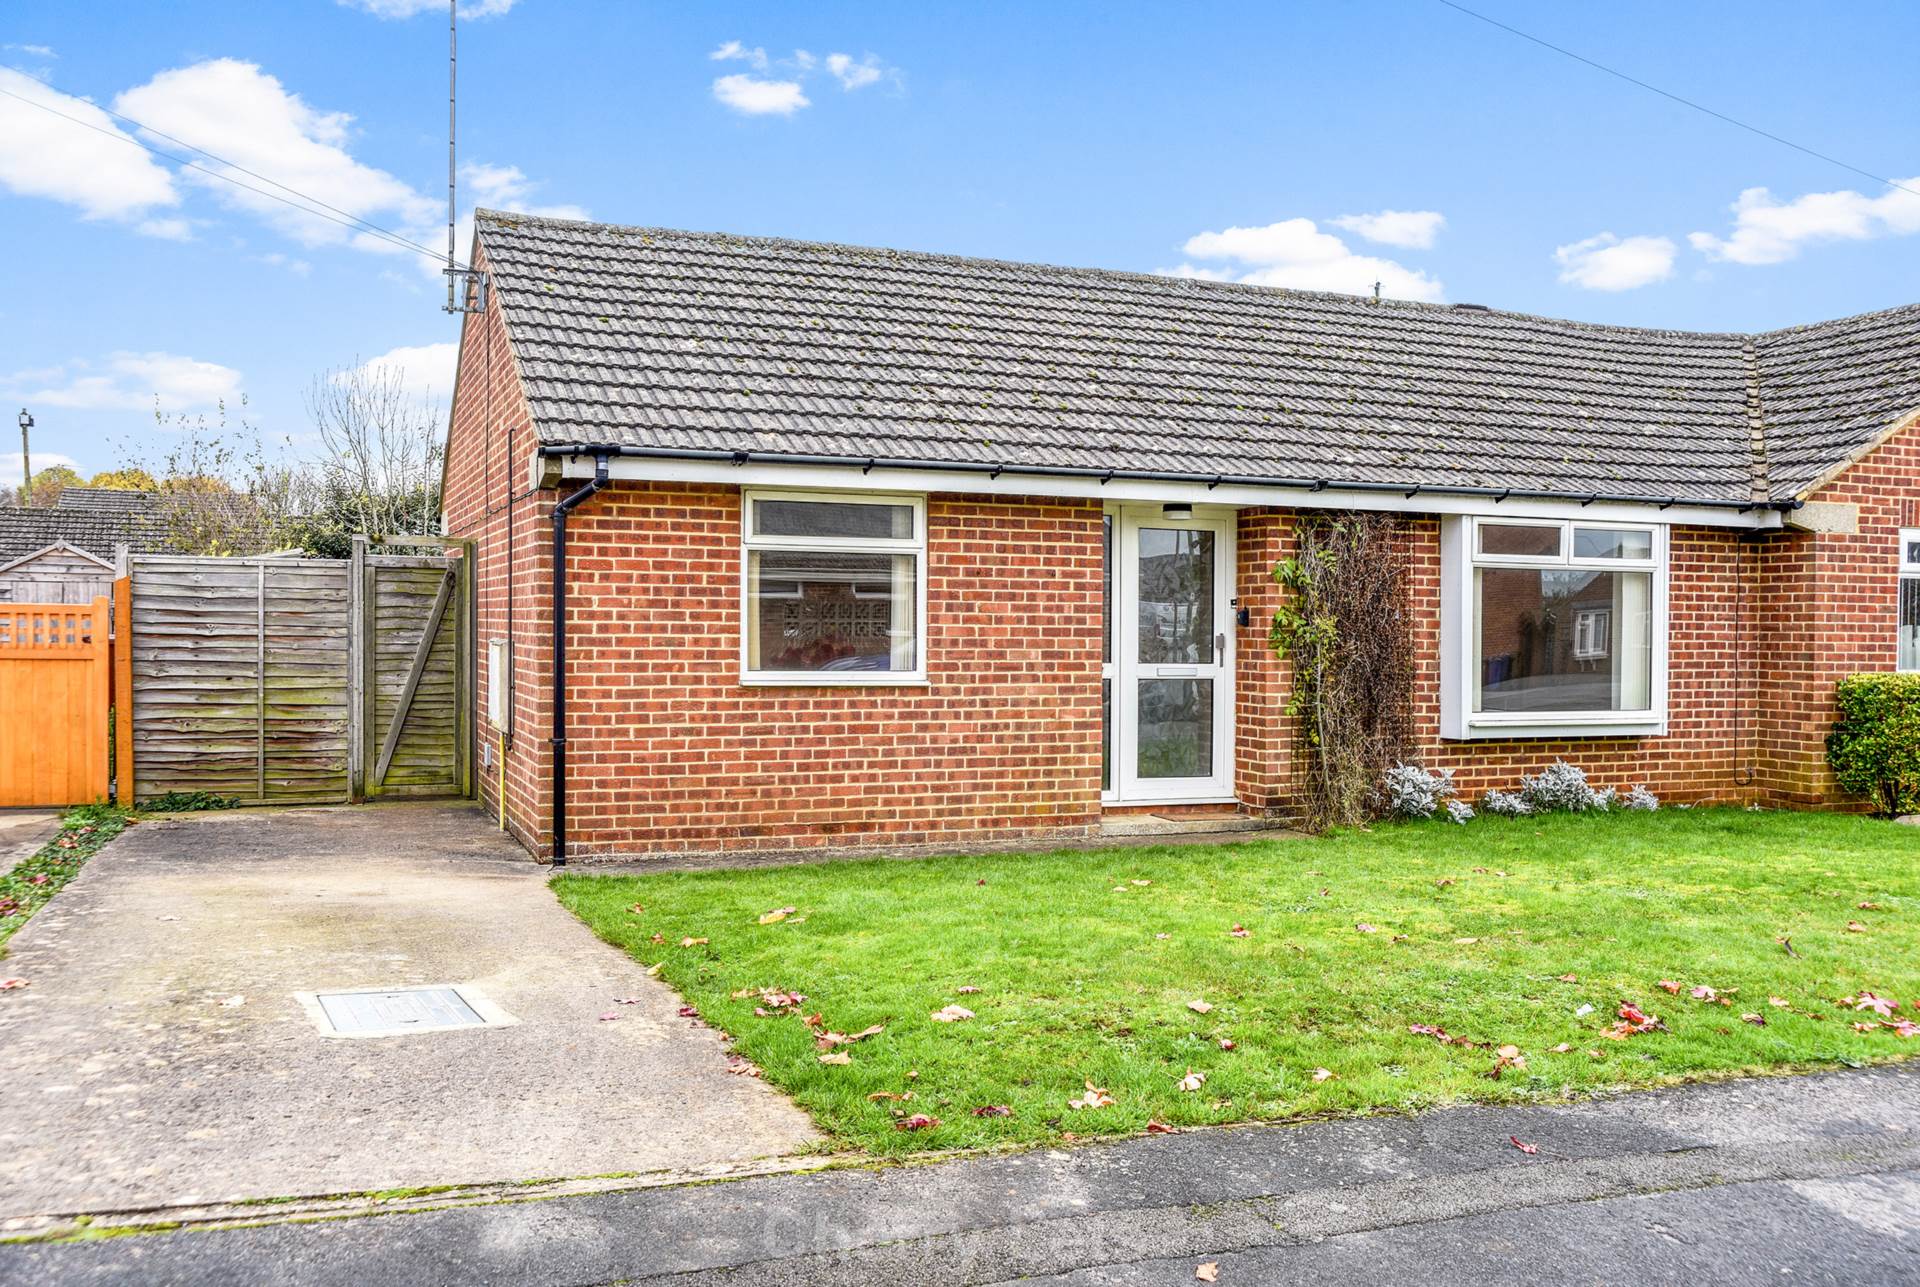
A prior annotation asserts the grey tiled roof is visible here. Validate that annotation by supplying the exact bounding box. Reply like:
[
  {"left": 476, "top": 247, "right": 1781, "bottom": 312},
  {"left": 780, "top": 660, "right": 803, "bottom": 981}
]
[
  {"left": 473, "top": 210, "right": 1920, "bottom": 506},
  {"left": 54, "top": 487, "right": 159, "bottom": 515},
  {"left": 0, "top": 506, "right": 168, "bottom": 563}
]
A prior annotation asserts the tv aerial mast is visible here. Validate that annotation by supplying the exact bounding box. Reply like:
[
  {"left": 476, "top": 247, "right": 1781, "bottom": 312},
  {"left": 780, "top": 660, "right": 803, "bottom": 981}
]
[{"left": 444, "top": 0, "right": 487, "bottom": 314}]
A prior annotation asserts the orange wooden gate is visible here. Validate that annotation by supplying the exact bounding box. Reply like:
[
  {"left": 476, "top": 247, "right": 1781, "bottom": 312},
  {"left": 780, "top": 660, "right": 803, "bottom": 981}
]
[{"left": 0, "top": 595, "right": 113, "bottom": 807}]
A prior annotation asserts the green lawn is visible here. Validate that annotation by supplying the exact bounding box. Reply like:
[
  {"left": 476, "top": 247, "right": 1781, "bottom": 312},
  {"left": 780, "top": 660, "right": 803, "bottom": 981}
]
[{"left": 555, "top": 809, "right": 1920, "bottom": 1154}]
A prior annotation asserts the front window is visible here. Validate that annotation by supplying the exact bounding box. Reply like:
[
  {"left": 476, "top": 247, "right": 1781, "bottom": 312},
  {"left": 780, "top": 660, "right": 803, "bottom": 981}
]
[
  {"left": 742, "top": 492, "right": 924, "bottom": 683},
  {"left": 1444, "top": 518, "right": 1664, "bottom": 737},
  {"left": 1901, "top": 528, "right": 1919, "bottom": 672}
]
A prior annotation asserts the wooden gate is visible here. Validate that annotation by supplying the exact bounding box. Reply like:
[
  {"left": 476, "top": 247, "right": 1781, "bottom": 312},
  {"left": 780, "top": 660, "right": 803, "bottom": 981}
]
[
  {"left": 127, "top": 543, "right": 470, "bottom": 807},
  {"left": 0, "top": 600, "right": 112, "bottom": 806}
]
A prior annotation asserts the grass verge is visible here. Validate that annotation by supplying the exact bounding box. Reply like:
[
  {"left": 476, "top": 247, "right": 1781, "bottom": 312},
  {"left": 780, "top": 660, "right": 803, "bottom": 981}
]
[
  {"left": 556, "top": 809, "right": 1919, "bottom": 1154},
  {"left": 1, "top": 805, "right": 131, "bottom": 955}
]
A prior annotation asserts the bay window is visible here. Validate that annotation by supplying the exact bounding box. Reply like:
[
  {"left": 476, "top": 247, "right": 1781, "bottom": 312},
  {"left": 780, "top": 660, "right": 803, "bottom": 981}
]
[
  {"left": 1901, "top": 528, "right": 1919, "bottom": 672},
  {"left": 1441, "top": 517, "right": 1666, "bottom": 738},
  {"left": 741, "top": 491, "right": 925, "bottom": 684}
]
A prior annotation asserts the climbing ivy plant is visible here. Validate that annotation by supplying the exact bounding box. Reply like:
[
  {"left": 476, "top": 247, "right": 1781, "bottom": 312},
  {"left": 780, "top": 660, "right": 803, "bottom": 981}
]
[{"left": 1268, "top": 513, "right": 1416, "bottom": 831}]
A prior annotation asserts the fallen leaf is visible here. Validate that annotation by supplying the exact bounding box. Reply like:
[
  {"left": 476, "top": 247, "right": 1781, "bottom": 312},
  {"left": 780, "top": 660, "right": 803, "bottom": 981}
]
[
  {"left": 1658, "top": 980, "right": 1683, "bottom": 995},
  {"left": 1435, "top": 877, "right": 1455, "bottom": 888},
  {"left": 1510, "top": 1136, "right": 1539, "bottom": 1155},
  {"left": 894, "top": 1114, "right": 940, "bottom": 1131},
  {"left": 598, "top": 1011, "right": 619, "bottom": 1022},
  {"left": 1454, "top": 937, "right": 1479, "bottom": 945},
  {"left": 1558, "top": 974, "right": 1579, "bottom": 983},
  {"left": 976, "top": 879, "right": 987, "bottom": 886},
  {"left": 627, "top": 904, "right": 645, "bottom": 915},
  {"left": 1177, "top": 1069, "right": 1207, "bottom": 1092},
  {"left": 1069, "top": 1080, "right": 1115, "bottom": 1110},
  {"left": 1229, "top": 924, "right": 1250, "bottom": 938},
  {"left": 1195, "top": 1263, "right": 1219, "bottom": 1283},
  {"left": 1769, "top": 996, "right": 1791, "bottom": 1008},
  {"left": 931, "top": 1005, "right": 976, "bottom": 1023},
  {"left": 1145, "top": 1120, "right": 1178, "bottom": 1134},
  {"left": 1311, "top": 1068, "right": 1336, "bottom": 1083},
  {"left": 1132, "top": 879, "right": 1152, "bottom": 887},
  {"left": 1853, "top": 992, "right": 1898, "bottom": 1018},
  {"left": 677, "top": 1005, "right": 700, "bottom": 1019},
  {"left": 219, "top": 995, "right": 245, "bottom": 1008},
  {"left": 650, "top": 933, "right": 665, "bottom": 944},
  {"left": 0, "top": 979, "right": 28, "bottom": 990},
  {"left": 645, "top": 963, "right": 664, "bottom": 978},
  {"left": 1356, "top": 922, "right": 1380, "bottom": 934},
  {"left": 870, "top": 1091, "right": 916, "bottom": 1102},
  {"left": 1689, "top": 986, "right": 1718, "bottom": 1002},
  {"left": 971, "top": 1104, "right": 1011, "bottom": 1117},
  {"left": 1852, "top": 1022, "right": 1881, "bottom": 1033},
  {"left": 1155, "top": 933, "right": 1172, "bottom": 940},
  {"left": 680, "top": 936, "right": 709, "bottom": 947},
  {"left": 818, "top": 1051, "right": 852, "bottom": 1065},
  {"left": 1551, "top": 1043, "right": 1573, "bottom": 1053},
  {"left": 1219, "top": 1037, "right": 1236, "bottom": 1051},
  {"left": 1779, "top": 936, "right": 1799, "bottom": 958},
  {"left": 1489, "top": 1045, "right": 1528, "bottom": 1078},
  {"left": 757, "top": 906, "right": 796, "bottom": 925},
  {"left": 1858, "top": 901, "right": 1883, "bottom": 911},
  {"left": 1575, "top": 1004, "right": 1595, "bottom": 1018},
  {"left": 1846, "top": 921, "right": 1869, "bottom": 934},
  {"left": 1187, "top": 999, "right": 1214, "bottom": 1014},
  {"left": 956, "top": 985, "right": 982, "bottom": 995},
  {"left": 1741, "top": 1013, "right": 1766, "bottom": 1026}
]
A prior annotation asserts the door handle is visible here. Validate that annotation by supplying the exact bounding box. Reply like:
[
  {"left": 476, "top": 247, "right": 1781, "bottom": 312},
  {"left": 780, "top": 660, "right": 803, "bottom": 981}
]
[{"left": 1215, "top": 632, "right": 1227, "bottom": 664}]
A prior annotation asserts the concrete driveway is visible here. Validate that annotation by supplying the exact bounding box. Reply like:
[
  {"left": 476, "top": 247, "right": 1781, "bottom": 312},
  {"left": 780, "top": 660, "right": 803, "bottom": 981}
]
[{"left": 0, "top": 804, "right": 818, "bottom": 1228}]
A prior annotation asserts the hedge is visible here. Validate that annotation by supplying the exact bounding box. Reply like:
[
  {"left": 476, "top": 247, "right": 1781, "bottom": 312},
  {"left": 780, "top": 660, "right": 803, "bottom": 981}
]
[{"left": 1825, "top": 673, "right": 1920, "bottom": 817}]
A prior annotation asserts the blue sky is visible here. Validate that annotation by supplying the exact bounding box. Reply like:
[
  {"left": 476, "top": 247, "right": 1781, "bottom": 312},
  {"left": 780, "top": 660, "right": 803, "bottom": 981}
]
[{"left": 3, "top": 0, "right": 1917, "bottom": 480}]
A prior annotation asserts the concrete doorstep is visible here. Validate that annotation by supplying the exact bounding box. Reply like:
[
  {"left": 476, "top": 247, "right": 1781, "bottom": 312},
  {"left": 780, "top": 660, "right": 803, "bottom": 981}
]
[{"left": 5, "top": 1064, "right": 1918, "bottom": 1286}]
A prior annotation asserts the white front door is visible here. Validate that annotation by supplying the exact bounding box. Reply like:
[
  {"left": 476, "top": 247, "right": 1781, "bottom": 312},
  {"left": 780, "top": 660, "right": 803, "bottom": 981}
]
[{"left": 1105, "top": 505, "right": 1236, "bottom": 803}]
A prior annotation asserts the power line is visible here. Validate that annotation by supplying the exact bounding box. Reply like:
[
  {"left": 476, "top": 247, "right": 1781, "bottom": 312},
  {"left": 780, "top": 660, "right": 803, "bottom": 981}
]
[
  {"left": 0, "top": 82, "right": 469, "bottom": 267},
  {"left": 1435, "top": 0, "right": 1920, "bottom": 201}
]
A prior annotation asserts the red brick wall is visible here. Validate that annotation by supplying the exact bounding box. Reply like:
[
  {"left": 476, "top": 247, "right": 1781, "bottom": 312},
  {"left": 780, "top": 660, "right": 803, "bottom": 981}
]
[
  {"left": 1753, "top": 417, "right": 1920, "bottom": 805},
  {"left": 1234, "top": 509, "right": 1295, "bottom": 811},
  {"left": 440, "top": 244, "right": 553, "bottom": 851},
  {"left": 550, "top": 483, "right": 1103, "bottom": 859}
]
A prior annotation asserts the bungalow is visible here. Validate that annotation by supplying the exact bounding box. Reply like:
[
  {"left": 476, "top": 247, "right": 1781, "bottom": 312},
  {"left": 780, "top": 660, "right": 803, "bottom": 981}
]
[{"left": 442, "top": 210, "right": 1920, "bottom": 863}]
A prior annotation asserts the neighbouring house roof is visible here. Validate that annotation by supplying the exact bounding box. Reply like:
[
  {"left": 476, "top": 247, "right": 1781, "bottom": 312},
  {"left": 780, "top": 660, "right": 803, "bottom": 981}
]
[
  {"left": 472, "top": 209, "right": 1920, "bottom": 508},
  {"left": 54, "top": 487, "right": 159, "bottom": 515},
  {"left": 0, "top": 504, "right": 169, "bottom": 563}
]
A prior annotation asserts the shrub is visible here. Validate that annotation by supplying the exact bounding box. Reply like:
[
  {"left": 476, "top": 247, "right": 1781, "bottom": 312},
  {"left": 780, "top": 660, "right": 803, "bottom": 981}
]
[
  {"left": 140, "top": 791, "right": 240, "bottom": 813},
  {"left": 1518, "top": 760, "right": 1612, "bottom": 814},
  {"left": 1382, "top": 763, "right": 1455, "bottom": 820},
  {"left": 1479, "top": 788, "right": 1533, "bottom": 817},
  {"left": 1826, "top": 674, "right": 1920, "bottom": 817},
  {"left": 1444, "top": 798, "right": 1474, "bottom": 825},
  {"left": 1622, "top": 785, "right": 1660, "bottom": 812}
]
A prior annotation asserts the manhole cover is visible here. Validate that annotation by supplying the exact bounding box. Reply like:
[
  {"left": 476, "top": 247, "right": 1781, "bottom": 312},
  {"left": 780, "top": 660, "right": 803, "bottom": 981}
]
[{"left": 296, "top": 984, "right": 515, "bottom": 1038}]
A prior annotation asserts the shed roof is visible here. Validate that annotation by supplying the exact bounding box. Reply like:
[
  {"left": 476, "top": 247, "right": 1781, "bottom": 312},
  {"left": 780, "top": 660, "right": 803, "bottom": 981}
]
[{"left": 473, "top": 210, "right": 1920, "bottom": 507}]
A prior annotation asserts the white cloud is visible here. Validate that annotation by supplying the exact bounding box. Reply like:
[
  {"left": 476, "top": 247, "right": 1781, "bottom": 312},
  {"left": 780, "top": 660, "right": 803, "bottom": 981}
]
[
  {"left": 7, "top": 352, "right": 243, "bottom": 412},
  {"left": 712, "top": 74, "right": 809, "bottom": 117},
  {"left": 0, "top": 67, "right": 179, "bottom": 221},
  {"left": 137, "top": 216, "right": 194, "bottom": 241},
  {"left": 338, "top": 0, "right": 515, "bottom": 18},
  {"left": 1688, "top": 179, "right": 1920, "bottom": 266},
  {"left": 351, "top": 341, "right": 459, "bottom": 404},
  {"left": 2, "top": 451, "right": 78, "bottom": 482},
  {"left": 709, "top": 40, "right": 769, "bottom": 70},
  {"left": 5, "top": 44, "right": 56, "bottom": 59},
  {"left": 1166, "top": 217, "right": 1445, "bottom": 302},
  {"left": 826, "top": 53, "right": 883, "bottom": 91},
  {"left": 114, "top": 59, "right": 440, "bottom": 253},
  {"left": 1553, "top": 232, "right": 1677, "bottom": 291},
  {"left": 1329, "top": 209, "right": 1445, "bottom": 249},
  {"left": 259, "top": 251, "right": 312, "bottom": 276}
]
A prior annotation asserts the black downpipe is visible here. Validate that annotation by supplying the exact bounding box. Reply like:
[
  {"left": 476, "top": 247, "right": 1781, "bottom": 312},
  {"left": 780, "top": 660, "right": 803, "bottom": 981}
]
[{"left": 549, "top": 451, "right": 610, "bottom": 868}]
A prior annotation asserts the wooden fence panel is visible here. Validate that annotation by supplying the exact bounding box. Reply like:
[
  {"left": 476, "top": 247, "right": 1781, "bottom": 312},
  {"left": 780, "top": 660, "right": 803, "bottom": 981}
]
[
  {"left": 130, "top": 557, "right": 351, "bottom": 805},
  {"left": 364, "top": 556, "right": 465, "bottom": 798},
  {"left": 122, "top": 549, "right": 466, "bottom": 808},
  {"left": 0, "top": 600, "right": 111, "bottom": 806}
]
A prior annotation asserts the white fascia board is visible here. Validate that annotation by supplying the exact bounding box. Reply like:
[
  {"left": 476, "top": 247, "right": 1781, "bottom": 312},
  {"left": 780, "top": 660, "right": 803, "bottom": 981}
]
[{"left": 543, "top": 452, "right": 1783, "bottom": 531}]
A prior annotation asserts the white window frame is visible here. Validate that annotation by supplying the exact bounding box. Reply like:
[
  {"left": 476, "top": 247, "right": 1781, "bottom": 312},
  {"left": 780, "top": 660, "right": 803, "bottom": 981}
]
[
  {"left": 1571, "top": 606, "right": 1611, "bottom": 661},
  {"left": 739, "top": 488, "right": 928, "bottom": 686},
  {"left": 1441, "top": 516, "right": 1667, "bottom": 739},
  {"left": 1900, "top": 528, "right": 1920, "bottom": 673}
]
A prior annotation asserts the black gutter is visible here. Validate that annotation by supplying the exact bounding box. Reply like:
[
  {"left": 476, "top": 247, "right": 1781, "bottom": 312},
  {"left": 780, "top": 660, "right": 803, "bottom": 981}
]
[
  {"left": 538, "top": 443, "right": 1803, "bottom": 514},
  {"left": 548, "top": 449, "right": 611, "bottom": 868}
]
